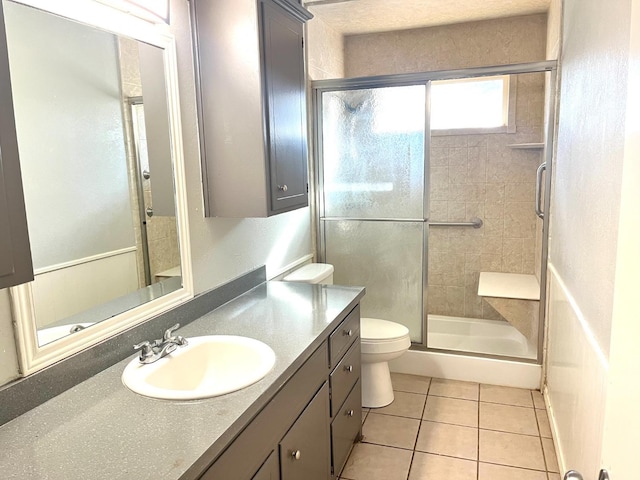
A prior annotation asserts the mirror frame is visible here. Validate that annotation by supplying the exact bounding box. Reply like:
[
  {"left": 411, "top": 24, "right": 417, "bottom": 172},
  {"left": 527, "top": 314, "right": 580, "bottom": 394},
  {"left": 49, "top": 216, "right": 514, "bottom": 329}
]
[{"left": 7, "top": 0, "right": 194, "bottom": 375}]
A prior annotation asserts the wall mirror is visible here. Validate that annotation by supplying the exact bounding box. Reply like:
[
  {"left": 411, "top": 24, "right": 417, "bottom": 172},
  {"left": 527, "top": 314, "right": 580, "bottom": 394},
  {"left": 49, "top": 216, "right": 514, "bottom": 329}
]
[{"left": 5, "top": 0, "right": 193, "bottom": 374}]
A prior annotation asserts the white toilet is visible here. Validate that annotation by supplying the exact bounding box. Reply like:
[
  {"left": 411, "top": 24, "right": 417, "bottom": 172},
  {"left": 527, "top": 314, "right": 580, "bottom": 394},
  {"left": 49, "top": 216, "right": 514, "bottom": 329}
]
[{"left": 282, "top": 263, "right": 411, "bottom": 408}]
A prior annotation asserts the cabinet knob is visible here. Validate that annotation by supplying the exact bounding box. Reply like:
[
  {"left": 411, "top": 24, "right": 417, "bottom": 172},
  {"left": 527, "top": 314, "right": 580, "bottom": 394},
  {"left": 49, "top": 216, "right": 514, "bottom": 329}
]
[
  {"left": 291, "top": 450, "right": 301, "bottom": 460},
  {"left": 344, "top": 365, "right": 353, "bottom": 373},
  {"left": 343, "top": 329, "right": 353, "bottom": 337},
  {"left": 346, "top": 409, "right": 354, "bottom": 417},
  {"left": 277, "top": 184, "right": 288, "bottom": 192}
]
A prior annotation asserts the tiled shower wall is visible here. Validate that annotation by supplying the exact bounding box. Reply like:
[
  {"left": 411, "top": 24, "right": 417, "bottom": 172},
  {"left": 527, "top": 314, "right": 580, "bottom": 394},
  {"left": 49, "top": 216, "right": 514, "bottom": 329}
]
[
  {"left": 344, "top": 15, "right": 547, "bottom": 320},
  {"left": 428, "top": 73, "right": 545, "bottom": 320},
  {"left": 428, "top": 117, "right": 544, "bottom": 319}
]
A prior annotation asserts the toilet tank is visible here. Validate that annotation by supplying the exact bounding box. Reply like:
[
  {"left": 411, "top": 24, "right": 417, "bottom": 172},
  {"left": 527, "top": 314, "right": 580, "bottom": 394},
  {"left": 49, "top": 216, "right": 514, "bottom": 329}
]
[{"left": 282, "top": 263, "right": 334, "bottom": 284}]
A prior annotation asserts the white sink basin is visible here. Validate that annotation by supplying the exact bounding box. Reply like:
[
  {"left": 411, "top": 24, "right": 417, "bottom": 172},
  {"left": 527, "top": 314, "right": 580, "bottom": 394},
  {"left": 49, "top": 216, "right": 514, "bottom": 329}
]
[{"left": 122, "top": 335, "right": 276, "bottom": 400}]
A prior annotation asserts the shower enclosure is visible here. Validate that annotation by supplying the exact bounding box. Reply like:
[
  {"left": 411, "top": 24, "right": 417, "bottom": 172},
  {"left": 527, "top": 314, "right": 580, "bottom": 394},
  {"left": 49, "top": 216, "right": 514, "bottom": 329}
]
[{"left": 313, "top": 61, "right": 556, "bottom": 363}]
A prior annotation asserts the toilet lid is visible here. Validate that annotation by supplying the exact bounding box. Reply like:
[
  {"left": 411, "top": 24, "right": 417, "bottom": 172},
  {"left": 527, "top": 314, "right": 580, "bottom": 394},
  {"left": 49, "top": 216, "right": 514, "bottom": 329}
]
[
  {"left": 282, "top": 263, "right": 333, "bottom": 283},
  {"left": 361, "top": 317, "right": 409, "bottom": 341}
]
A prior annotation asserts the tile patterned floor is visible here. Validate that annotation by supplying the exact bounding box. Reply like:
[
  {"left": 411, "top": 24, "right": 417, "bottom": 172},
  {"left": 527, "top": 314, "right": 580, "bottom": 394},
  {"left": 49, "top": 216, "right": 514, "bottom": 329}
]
[{"left": 339, "top": 374, "right": 560, "bottom": 480}]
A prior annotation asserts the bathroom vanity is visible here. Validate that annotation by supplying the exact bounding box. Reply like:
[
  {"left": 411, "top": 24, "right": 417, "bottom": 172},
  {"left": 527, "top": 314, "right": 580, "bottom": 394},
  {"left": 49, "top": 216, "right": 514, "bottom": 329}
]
[
  {"left": 0, "top": 280, "right": 365, "bottom": 480},
  {"left": 201, "top": 304, "right": 361, "bottom": 479}
]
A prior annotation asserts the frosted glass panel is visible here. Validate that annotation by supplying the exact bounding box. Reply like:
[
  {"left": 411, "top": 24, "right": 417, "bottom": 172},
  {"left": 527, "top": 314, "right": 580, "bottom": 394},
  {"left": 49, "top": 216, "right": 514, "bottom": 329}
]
[
  {"left": 325, "top": 220, "right": 423, "bottom": 342},
  {"left": 321, "top": 86, "right": 426, "bottom": 219}
]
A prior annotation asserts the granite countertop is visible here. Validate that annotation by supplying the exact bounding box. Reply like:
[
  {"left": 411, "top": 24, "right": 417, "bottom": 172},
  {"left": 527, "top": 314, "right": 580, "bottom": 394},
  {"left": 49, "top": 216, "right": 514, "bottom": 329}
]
[{"left": 0, "top": 281, "right": 365, "bottom": 480}]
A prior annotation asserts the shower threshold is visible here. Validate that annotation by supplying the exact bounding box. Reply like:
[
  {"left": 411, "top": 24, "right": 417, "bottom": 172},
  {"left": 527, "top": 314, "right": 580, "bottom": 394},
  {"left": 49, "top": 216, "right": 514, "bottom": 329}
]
[{"left": 427, "top": 314, "right": 536, "bottom": 360}]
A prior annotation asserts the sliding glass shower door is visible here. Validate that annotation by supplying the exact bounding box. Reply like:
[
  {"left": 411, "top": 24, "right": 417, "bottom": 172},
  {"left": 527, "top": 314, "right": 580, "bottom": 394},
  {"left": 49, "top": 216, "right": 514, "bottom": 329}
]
[
  {"left": 318, "top": 85, "right": 427, "bottom": 343},
  {"left": 315, "top": 62, "right": 556, "bottom": 361}
]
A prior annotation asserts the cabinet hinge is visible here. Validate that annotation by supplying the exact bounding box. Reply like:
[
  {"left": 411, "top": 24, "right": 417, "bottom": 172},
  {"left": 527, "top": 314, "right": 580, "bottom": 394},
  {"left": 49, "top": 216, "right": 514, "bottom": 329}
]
[
  {"left": 306, "top": 183, "right": 309, "bottom": 193},
  {"left": 302, "top": 37, "right": 304, "bottom": 48}
]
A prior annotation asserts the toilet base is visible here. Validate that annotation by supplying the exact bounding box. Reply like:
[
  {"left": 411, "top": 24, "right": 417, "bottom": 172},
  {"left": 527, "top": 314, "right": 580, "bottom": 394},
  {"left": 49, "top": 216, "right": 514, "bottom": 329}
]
[{"left": 361, "top": 360, "right": 394, "bottom": 408}]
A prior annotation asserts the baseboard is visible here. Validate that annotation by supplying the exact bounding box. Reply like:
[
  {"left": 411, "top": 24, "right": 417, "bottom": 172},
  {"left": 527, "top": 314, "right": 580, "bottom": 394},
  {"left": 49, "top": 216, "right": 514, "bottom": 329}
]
[{"left": 544, "top": 385, "right": 566, "bottom": 475}]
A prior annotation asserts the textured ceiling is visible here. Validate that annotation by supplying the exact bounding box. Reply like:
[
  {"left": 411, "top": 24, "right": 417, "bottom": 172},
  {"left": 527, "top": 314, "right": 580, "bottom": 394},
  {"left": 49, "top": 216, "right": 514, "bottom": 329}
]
[{"left": 305, "top": 0, "right": 551, "bottom": 36}]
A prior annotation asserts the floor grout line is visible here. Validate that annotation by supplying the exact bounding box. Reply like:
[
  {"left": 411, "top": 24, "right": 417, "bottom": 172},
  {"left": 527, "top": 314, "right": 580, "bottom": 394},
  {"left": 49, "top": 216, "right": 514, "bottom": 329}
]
[
  {"left": 344, "top": 378, "right": 554, "bottom": 479},
  {"left": 477, "top": 383, "right": 481, "bottom": 480}
]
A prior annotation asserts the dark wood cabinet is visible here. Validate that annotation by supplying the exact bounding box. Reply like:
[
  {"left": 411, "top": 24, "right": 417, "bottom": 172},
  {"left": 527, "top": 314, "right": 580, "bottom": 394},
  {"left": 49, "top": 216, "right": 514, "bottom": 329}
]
[
  {"left": 331, "top": 380, "right": 362, "bottom": 477},
  {"left": 260, "top": 0, "right": 309, "bottom": 214},
  {"left": 279, "top": 383, "right": 331, "bottom": 480},
  {"left": 197, "top": 304, "right": 362, "bottom": 480},
  {"left": 190, "top": 0, "right": 312, "bottom": 217},
  {"left": 252, "top": 451, "right": 279, "bottom": 480},
  {"left": 0, "top": 1, "right": 33, "bottom": 290}
]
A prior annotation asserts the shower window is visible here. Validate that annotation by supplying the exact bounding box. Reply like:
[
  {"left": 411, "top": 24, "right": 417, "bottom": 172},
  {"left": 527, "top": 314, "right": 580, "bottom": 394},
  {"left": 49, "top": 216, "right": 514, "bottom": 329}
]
[{"left": 431, "top": 75, "right": 515, "bottom": 134}]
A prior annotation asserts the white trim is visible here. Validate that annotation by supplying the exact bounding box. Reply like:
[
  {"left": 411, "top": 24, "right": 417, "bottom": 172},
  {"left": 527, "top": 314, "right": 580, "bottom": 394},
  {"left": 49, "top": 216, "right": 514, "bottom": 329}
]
[
  {"left": 267, "top": 253, "right": 315, "bottom": 280},
  {"left": 33, "top": 246, "right": 137, "bottom": 275},
  {"left": 548, "top": 263, "right": 609, "bottom": 370},
  {"left": 389, "top": 349, "right": 541, "bottom": 389},
  {"left": 9, "top": 0, "right": 193, "bottom": 376},
  {"left": 543, "top": 383, "right": 566, "bottom": 475}
]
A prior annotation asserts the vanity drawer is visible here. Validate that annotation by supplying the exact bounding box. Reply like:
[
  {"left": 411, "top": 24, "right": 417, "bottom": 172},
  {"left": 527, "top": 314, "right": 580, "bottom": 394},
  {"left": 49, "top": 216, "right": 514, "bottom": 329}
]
[
  {"left": 329, "top": 304, "right": 360, "bottom": 369},
  {"left": 329, "top": 339, "right": 360, "bottom": 417},
  {"left": 331, "top": 380, "right": 362, "bottom": 478}
]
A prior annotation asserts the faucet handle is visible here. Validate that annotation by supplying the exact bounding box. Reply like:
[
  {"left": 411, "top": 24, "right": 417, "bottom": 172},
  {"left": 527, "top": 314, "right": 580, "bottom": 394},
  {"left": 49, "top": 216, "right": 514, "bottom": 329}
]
[
  {"left": 133, "top": 341, "right": 153, "bottom": 359},
  {"left": 163, "top": 323, "right": 181, "bottom": 341}
]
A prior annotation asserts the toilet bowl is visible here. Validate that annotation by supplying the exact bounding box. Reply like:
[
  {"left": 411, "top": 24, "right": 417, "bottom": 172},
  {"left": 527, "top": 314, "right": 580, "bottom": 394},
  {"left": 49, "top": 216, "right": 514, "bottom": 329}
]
[
  {"left": 360, "top": 317, "right": 411, "bottom": 408},
  {"left": 282, "top": 263, "right": 412, "bottom": 408}
]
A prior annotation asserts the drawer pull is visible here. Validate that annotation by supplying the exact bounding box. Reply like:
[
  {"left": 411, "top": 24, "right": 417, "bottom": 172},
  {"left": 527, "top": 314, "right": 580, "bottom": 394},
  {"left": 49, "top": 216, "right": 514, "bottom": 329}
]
[
  {"left": 344, "top": 365, "right": 353, "bottom": 373},
  {"left": 291, "top": 450, "right": 301, "bottom": 460},
  {"left": 346, "top": 409, "right": 354, "bottom": 417},
  {"left": 343, "top": 329, "right": 353, "bottom": 337}
]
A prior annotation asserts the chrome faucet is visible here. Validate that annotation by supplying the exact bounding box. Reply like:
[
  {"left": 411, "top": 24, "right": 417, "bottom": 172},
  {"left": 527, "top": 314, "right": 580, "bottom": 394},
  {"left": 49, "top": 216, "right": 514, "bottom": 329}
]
[{"left": 133, "top": 323, "right": 188, "bottom": 364}]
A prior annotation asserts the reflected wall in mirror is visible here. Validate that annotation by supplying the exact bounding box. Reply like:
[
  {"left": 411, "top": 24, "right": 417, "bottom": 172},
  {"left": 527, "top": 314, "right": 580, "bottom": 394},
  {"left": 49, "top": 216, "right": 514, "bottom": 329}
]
[{"left": 3, "top": 0, "right": 183, "bottom": 348}]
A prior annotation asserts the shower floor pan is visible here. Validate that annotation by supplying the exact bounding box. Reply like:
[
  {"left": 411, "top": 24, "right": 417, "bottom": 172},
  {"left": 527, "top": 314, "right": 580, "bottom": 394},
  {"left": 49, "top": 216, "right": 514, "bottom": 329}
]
[{"left": 427, "top": 314, "right": 537, "bottom": 360}]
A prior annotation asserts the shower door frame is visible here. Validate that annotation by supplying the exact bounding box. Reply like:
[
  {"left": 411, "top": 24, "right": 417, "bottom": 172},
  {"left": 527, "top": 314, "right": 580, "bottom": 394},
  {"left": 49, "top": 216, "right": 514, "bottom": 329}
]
[{"left": 312, "top": 60, "right": 557, "bottom": 364}]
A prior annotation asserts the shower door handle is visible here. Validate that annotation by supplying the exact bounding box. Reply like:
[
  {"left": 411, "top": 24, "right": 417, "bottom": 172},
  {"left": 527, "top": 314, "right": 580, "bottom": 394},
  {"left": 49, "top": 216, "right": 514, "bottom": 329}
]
[
  {"left": 563, "top": 469, "right": 610, "bottom": 480},
  {"left": 564, "top": 472, "right": 583, "bottom": 480},
  {"left": 535, "top": 162, "right": 547, "bottom": 219}
]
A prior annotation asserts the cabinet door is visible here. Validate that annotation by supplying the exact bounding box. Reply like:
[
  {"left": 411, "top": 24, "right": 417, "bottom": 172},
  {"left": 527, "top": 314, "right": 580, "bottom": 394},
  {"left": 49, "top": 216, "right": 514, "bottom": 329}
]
[
  {"left": 252, "top": 450, "right": 279, "bottom": 480},
  {"left": 0, "top": 2, "right": 33, "bottom": 289},
  {"left": 280, "top": 382, "right": 331, "bottom": 480},
  {"left": 260, "top": 0, "right": 308, "bottom": 215},
  {"left": 331, "top": 380, "right": 362, "bottom": 477}
]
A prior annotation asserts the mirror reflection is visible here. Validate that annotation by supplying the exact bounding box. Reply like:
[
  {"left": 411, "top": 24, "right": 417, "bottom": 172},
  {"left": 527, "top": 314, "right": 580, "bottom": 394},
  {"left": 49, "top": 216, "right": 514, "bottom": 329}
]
[{"left": 3, "top": 0, "right": 181, "bottom": 346}]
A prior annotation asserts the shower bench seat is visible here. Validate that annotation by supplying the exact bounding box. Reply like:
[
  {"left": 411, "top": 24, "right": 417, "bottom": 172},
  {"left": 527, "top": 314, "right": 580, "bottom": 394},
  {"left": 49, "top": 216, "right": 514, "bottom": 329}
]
[
  {"left": 477, "top": 272, "right": 541, "bottom": 344},
  {"left": 478, "top": 272, "right": 540, "bottom": 301}
]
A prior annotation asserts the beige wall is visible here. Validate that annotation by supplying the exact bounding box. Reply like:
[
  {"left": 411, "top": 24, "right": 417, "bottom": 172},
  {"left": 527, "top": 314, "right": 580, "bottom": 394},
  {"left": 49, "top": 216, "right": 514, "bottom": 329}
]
[
  {"left": 601, "top": 3, "right": 640, "bottom": 476},
  {"left": 344, "top": 14, "right": 547, "bottom": 77},
  {"left": 307, "top": 15, "right": 344, "bottom": 80},
  {"left": 545, "top": 0, "right": 634, "bottom": 475}
]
